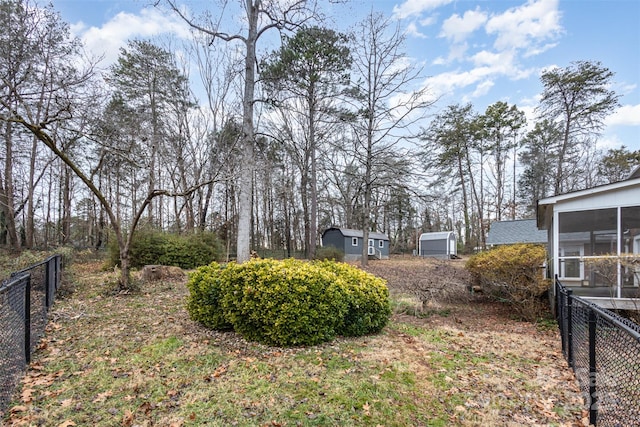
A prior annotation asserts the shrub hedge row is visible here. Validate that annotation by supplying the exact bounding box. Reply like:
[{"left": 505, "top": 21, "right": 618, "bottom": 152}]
[
  {"left": 186, "top": 258, "right": 391, "bottom": 346},
  {"left": 466, "top": 243, "right": 549, "bottom": 321},
  {"left": 107, "top": 229, "right": 223, "bottom": 269}
]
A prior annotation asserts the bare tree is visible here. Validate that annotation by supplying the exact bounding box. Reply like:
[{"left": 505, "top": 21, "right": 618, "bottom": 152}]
[
  {"left": 0, "top": 2, "right": 220, "bottom": 289},
  {"left": 345, "top": 11, "right": 433, "bottom": 266},
  {"left": 161, "top": 0, "right": 320, "bottom": 262},
  {"left": 261, "top": 26, "right": 351, "bottom": 259}
]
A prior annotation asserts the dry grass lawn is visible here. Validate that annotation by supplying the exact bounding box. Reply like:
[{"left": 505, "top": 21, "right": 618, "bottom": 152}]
[{"left": 2, "top": 257, "right": 587, "bottom": 426}]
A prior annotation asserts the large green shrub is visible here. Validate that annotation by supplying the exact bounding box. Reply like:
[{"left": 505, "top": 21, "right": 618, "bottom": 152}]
[
  {"left": 107, "top": 229, "right": 222, "bottom": 269},
  {"left": 316, "top": 260, "right": 391, "bottom": 336},
  {"left": 185, "top": 262, "right": 232, "bottom": 330},
  {"left": 466, "top": 244, "right": 550, "bottom": 321},
  {"left": 220, "top": 259, "right": 348, "bottom": 346},
  {"left": 185, "top": 258, "right": 392, "bottom": 346}
]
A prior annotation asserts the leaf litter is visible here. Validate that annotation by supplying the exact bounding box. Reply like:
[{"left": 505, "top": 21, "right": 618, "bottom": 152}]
[{"left": 2, "top": 259, "right": 585, "bottom": 426}]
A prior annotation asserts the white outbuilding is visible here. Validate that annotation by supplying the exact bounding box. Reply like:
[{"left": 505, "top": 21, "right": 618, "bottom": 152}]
[{"left": 418, "top": 231, "right": 457, "bottom": 258}]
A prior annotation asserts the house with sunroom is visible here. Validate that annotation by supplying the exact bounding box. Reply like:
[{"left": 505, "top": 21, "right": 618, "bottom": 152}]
[
  {"left": 536, "top": 166, "right": 640, "bottom": 309},
  {"left": 321, "top": 227, "right": 390, "bottom": 262}
]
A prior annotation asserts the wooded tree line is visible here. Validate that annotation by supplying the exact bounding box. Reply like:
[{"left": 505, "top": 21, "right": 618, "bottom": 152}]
[{"left": 0, "top": 1, "right": 637, "bottom": 276}]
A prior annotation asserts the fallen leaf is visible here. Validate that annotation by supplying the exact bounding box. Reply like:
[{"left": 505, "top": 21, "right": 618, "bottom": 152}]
[
  {"left": 363, "top": 402, "right": 371, "bottom": 416},
  {"left": 58, "top": 421, "right": 76, "bottom": 427},
  {"left": 21, "top": 388, "right": 34, "bottom": 404},
  {"left": 60, "top": 398, "right": 74, "bottom": 408},
  {"left": 93, "top": 391, "right": 113, "bottom": 403},
  {"left": 122, "top": 409, "right": 134, "bottom": 427}
]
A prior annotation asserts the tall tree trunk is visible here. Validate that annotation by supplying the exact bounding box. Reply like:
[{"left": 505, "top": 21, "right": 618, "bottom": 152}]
[
  {"left": 200, "top": 181, "right": 214, "bottom": 231},
  {"left": 308, "top": 93, "right": 318, "bottom": 260},
  {"left": 235, "top": 1, "right": 259, "bottom": 263},
  {"left": 555, "top": 119, "right": 572, "bottom": 195},
  {"left": 25, "top": 135, "right": 39, "bottom": 248},
  {"left": 456, "top": 156, "right": 471, "bottom": 252},
  {"left": 3, "top": 122, "right": 20, "bottom": 250},
  {"left": 60, "top": 166, "right": 72, "bottom": 245},
  {"left": 301, "top": 172, "right": 310, "bottom": 258}
]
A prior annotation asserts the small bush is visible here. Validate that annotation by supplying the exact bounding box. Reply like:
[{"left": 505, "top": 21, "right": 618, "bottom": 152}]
[
  {"left": 314, "top": 246, "right": 344, "bottom": 262},
  {"left": 186, "top": 258, "right": 392, "bottom": 346},
  {"left": 107, "top": 229, "right": 222, "bottom": 269},
  {"left": 466, "top": 244, "right": 549, "bottom": 321}
]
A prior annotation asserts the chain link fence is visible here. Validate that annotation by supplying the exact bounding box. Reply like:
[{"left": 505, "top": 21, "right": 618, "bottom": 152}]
[
  {"left": 0, "top": 255, "right": 62, "bottom": 417},
  {"left": 556, "top": 278, "right": 640, "bottom": 427}
]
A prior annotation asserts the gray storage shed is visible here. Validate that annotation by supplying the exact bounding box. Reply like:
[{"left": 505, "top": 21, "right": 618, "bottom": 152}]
[
  {"left": 321, "top": 227, "right": 390, "bottom": 261},
  {"left": 419, "top": 231, "right": 457, "bottom": 258}
]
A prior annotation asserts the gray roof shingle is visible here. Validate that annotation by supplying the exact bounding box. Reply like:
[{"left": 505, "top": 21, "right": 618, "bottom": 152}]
[{"left": 486, "top": 219, "right": 547, "bottom": 245}]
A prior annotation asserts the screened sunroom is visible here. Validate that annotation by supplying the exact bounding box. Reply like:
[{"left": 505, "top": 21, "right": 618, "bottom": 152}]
[{"left": 537, "top": 169, "right": 640, "bottom": 308}]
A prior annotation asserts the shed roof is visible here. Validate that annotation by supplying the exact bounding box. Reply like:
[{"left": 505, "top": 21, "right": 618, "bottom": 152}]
[
  {"left": 486, "top": 219, "right": 547, "bottom": 245},
  {"left": 323, "top": 227, "right": 389, "bottom": 241},
  {"left": 419, "top": 231, "right": 455, "bottom": 241}
]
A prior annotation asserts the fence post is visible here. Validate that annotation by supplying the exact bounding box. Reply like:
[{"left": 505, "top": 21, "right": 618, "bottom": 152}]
[
  {"left": 588, "top": 309, "right": 598, "bottom": 426},
  {"left": 566, "top": 287, "right": 573, "bottom": 368},
  {"left": 24, "top": 275, "right": 31, "bottom": 365},
  {"left": 45, "top": 259, "right": 51, "bottom": 309},
  {"left": 55, "top": 255, "right": 61, "bottom": 291}
]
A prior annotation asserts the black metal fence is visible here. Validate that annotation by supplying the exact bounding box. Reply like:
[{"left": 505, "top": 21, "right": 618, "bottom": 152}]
[
  {"left": 556, "top": 277, "right": 640, "bottom": 427},
  {"left": 0, "top": 255, "right": 62, "bottom": 416}
]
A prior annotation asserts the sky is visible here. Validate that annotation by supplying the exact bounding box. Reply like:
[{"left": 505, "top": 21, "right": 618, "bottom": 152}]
[{"left": 49, "top": 0, "right": 640, "bottom": 151}]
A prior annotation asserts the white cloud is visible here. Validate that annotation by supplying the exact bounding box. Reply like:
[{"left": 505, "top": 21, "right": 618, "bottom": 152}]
[
  {"left": 485, "top": 0, "right": 563, "bottom": 54},
  {"left": 470, "top": 79, "right": 494, "bottom": 98},
  {"left": 443, "top": 42, "right": 469, "bottom": 64},
  {"left": 470, "top": 49, "right": 511, "bottom": 68},
  {"left": 431, "top": 43, "right": 469, "bottom": 66},
  {"left": 419, "top": 16, "right": 437, "bottom": 27},
  {"left": 470, "top": 49, "right": 538, "bottom": 82},
  {"left": 523, "top": 42, "right": 558, "bottom": 58},
  {"left": 423, "top": 67, "right": 495, "bottom": 100},
  {"left": 617, "top": 82, "right": 638, "bottom": 96},
  {"left": 606, "top": 104, "right": 640, "bottom": 126},
  {"left": 392, "top": 0, "right": 453, "bottom": 19},
  {"left": 73, "top": 8, "right": 191, "bottom": 66},
  {"left": 596, "top": 134, "right": 624, "bottom": 151},
  {"left": 439, "top": 8, "right": 487, "bottom": 43},
  {"left": 517, "top": 104, "right": 537, "bottom": 133},
  {"left": 406, "top": 21, "right": 428, "bottom": 39}
]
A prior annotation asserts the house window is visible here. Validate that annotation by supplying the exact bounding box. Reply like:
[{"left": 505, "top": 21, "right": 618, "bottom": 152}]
[
  {"left": 352, "top": 237, "right": 358, "bottom": 247},
  {"left": 368, "top": 239, "right": 374, "bottom": 247},
  {"left": 558, "top": 208, "right": 633, "bottom": 287},
  {"left": 622, "top": 206, "right": 640, "bottom": 287},
  {"left": 560, "top": 246, "right": 583, "bottom": 279},
  {"left": 378, "top": 240, "right": 384, "bottom": 248}
]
